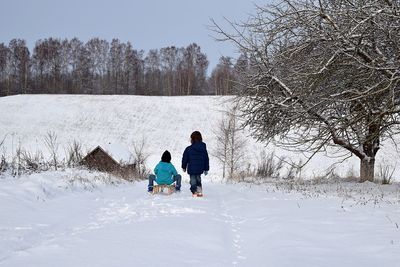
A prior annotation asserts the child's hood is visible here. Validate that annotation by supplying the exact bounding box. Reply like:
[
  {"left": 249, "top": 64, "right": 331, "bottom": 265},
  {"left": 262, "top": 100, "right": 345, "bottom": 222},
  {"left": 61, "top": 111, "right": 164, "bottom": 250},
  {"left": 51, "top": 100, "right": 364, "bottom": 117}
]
[{"left": 191, "top": 141, "right": 207, "bottom": 152}]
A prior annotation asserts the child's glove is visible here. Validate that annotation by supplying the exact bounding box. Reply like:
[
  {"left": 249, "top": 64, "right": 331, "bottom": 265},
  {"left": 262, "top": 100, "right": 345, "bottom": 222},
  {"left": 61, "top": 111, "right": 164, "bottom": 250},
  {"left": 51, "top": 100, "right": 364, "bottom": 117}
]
[{"left": 204, "top": 171, "right": 208, "bottom": 176}]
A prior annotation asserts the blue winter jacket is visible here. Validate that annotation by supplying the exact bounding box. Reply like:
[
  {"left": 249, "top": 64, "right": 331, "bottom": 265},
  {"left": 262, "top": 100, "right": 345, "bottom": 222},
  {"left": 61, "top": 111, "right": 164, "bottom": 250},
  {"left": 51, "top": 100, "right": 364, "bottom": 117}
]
[
  {"left": 154, "top": 162, "right": 178, "bottom": 185},
  {"left": 181, "top": 141, "right": 209, "bottom": 175}
]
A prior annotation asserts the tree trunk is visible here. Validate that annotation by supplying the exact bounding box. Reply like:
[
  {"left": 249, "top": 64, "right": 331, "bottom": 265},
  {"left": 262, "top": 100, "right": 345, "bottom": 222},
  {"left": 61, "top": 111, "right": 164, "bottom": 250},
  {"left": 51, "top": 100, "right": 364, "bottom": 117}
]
[
  {"left": 222, "top": 162, "right": 226, "bottom": 179},
  {"left": 360, "top": 158, "right": 375, "bottom": 182}
]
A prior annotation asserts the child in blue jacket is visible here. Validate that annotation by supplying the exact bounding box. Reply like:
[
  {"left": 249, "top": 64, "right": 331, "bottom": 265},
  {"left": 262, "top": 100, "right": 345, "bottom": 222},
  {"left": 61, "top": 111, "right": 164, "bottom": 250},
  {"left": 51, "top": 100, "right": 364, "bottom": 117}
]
[
  {"left": 148, "top": 150, "right": 181, "bottom": 192},
  {"left": 182, "top": 131, "right": 209, "bottom": 196}
]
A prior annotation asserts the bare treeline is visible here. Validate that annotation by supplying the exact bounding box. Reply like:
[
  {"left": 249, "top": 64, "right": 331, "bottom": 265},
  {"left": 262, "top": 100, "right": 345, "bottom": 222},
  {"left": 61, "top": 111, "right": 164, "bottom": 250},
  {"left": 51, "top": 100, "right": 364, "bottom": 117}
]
[{"left": 0, "top": 38, "right": 246, "bottom": 96}]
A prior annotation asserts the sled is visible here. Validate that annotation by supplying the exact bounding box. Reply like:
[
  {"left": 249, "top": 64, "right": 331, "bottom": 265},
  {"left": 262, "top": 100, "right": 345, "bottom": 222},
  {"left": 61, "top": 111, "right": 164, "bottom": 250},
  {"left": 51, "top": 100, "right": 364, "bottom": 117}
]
[{"left": 152, "top": 184, "right": 175, "bottom": 195}]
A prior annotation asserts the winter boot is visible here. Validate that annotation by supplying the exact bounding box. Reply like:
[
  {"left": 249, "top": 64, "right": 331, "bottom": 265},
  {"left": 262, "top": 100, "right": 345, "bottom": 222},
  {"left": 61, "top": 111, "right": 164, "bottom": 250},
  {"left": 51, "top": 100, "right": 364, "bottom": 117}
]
[{"left": 196, "top": 186, "right": 203, "bottom": 197}]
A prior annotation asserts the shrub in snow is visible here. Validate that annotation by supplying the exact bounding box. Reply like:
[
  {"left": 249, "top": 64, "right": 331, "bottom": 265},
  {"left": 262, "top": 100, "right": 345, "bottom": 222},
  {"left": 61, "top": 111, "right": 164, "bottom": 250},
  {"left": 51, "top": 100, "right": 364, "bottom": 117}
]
[
  {"left": 255, "top": 151, "right": 284, "bottom": 179},
  {"left": 377, "top": 164, "right": 396, "bottom": 185},
  {"left": 65, "top": 140, "right": 83, "bottom": 168},
  {"left": 21, "top": 149, "right": 47, "bottom": 173}
]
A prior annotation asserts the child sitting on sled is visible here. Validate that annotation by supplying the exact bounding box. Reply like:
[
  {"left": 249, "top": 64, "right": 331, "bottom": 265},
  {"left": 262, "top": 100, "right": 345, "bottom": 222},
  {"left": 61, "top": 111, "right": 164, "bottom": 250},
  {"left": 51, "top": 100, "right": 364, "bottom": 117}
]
[{"left": 148, "top": 150, "right": 181, "bottom": 192}]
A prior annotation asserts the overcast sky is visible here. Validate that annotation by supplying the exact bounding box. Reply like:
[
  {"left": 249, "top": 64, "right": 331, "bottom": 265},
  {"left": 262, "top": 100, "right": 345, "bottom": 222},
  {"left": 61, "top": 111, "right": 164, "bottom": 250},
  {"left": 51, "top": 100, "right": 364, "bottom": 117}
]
[{"left": 0, "top": 0, "right": 265, "bottom": 71}]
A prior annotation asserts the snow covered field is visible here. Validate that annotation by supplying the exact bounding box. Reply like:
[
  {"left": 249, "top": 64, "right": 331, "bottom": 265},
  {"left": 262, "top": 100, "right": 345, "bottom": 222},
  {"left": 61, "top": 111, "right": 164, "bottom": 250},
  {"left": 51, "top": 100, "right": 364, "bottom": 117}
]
[
  {"left": 0, "top": 174, "right": 399, "bottom": 267},
  {"left": 0, "top": 95, "right": 232, "bottom": 175},
  {"left": 1, "top": 94, "right": 399, "bottom": 179},
  {"left": 1, "top": 95, "right": 400, "bottom": 266}
]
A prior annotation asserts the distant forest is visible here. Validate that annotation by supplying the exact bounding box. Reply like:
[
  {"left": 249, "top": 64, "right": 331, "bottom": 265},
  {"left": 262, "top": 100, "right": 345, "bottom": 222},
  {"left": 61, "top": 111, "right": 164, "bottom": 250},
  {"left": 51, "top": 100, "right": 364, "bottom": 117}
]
[{"left": 0, "top": 38, "right": 248, "bottom": 97}]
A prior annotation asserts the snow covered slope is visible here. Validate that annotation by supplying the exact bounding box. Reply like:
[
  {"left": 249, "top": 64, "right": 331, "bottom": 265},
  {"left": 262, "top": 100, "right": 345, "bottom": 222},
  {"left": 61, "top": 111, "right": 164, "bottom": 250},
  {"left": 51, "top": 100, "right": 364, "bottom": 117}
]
[
  {"left": 0, "top": 95, "right": 230, "bottom": 174},
  {"left": 1, "top": 95, "right": 399, "bottom": 266},
  {"left": 0, "top": 94, "right": 399, "bottom": 179}
]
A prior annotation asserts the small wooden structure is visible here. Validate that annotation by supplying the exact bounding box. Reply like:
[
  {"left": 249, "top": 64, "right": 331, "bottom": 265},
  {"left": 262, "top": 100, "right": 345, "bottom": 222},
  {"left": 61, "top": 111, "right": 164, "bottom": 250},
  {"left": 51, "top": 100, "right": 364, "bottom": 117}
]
[
  {"left": 81, "top": 146, "right": 120, "bottom": 172},
  {"left": 81, "top": 144, "right": 135, "bottom": 177}
]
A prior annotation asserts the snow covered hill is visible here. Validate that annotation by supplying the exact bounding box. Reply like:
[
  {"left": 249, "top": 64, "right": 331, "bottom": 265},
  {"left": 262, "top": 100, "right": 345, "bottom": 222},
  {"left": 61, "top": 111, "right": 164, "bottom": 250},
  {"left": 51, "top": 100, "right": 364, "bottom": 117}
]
[
  {"left": 0, "top": 95, "right": 232, "bottom": 177},
  {"left": 1, "top": 95, "right": 400, "bottom": 266},
  {"left": 1, "top": 94, "right": 399, "bottom": 179}
]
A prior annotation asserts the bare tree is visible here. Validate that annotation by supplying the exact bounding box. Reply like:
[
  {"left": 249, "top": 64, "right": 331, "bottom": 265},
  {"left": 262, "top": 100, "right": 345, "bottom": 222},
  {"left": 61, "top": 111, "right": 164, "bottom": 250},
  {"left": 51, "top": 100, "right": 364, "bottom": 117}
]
[
  {"left": 8, "top": 39, "right": 30, "bottom": 94},
  {"left": 213, "top": 115, "right": 230, "bottom": 179},
  {"left": 132, "top": 138, "right": 150, "bottom": 179},
  {"left": 109, "top": 39, "right": 125, "bottom": 94},
  {"left": 226, "top": 105, "right": 247, "bottom": 179},
  {"left": 214, "top": 105, "right": 247, "bottom": 180},
  {"left": 85, "top": 38, "right": 109, "bottom": 94},
  {"left": 68, "top": 38, "right": 84, "bottom": 94},
  {"left": 144, "top": 49, "right": 162, "bottom": 95},
  {"left": 44, "top": 131, "right": 59, "bottom": 170},
  {"left": 212, "top": 0, "right": 400, "bottom": 182},
  {"left": 47, "top": 38, "right": 62, "bottom": 93},
  {"left": 160, "top": 46, "right": 178, "bottom": 96},
  {"left": 0, "top": 43, "right": 10, "bottom": 96},
  {"left": 210, "top": 56, "right": 236, "bottom": 95}
]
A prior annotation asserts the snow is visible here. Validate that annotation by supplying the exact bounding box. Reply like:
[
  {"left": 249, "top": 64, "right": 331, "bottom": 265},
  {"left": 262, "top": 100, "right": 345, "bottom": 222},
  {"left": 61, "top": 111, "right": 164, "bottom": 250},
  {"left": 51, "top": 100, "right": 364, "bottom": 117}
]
[
  {"left": 0, "top": 95, "right": 231, "bottom": 177},
  {"left": 0, "top": 175, "right": 399, "bottom": 266},
  {"left": 101, "top": 143, "right": 134, "bottom": 164},
  {"left": 1, "top": 94, "right": 399, "bottom": 179},
  {"left": 0, "top": 94, "right": 400, "bottom": 266}
]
